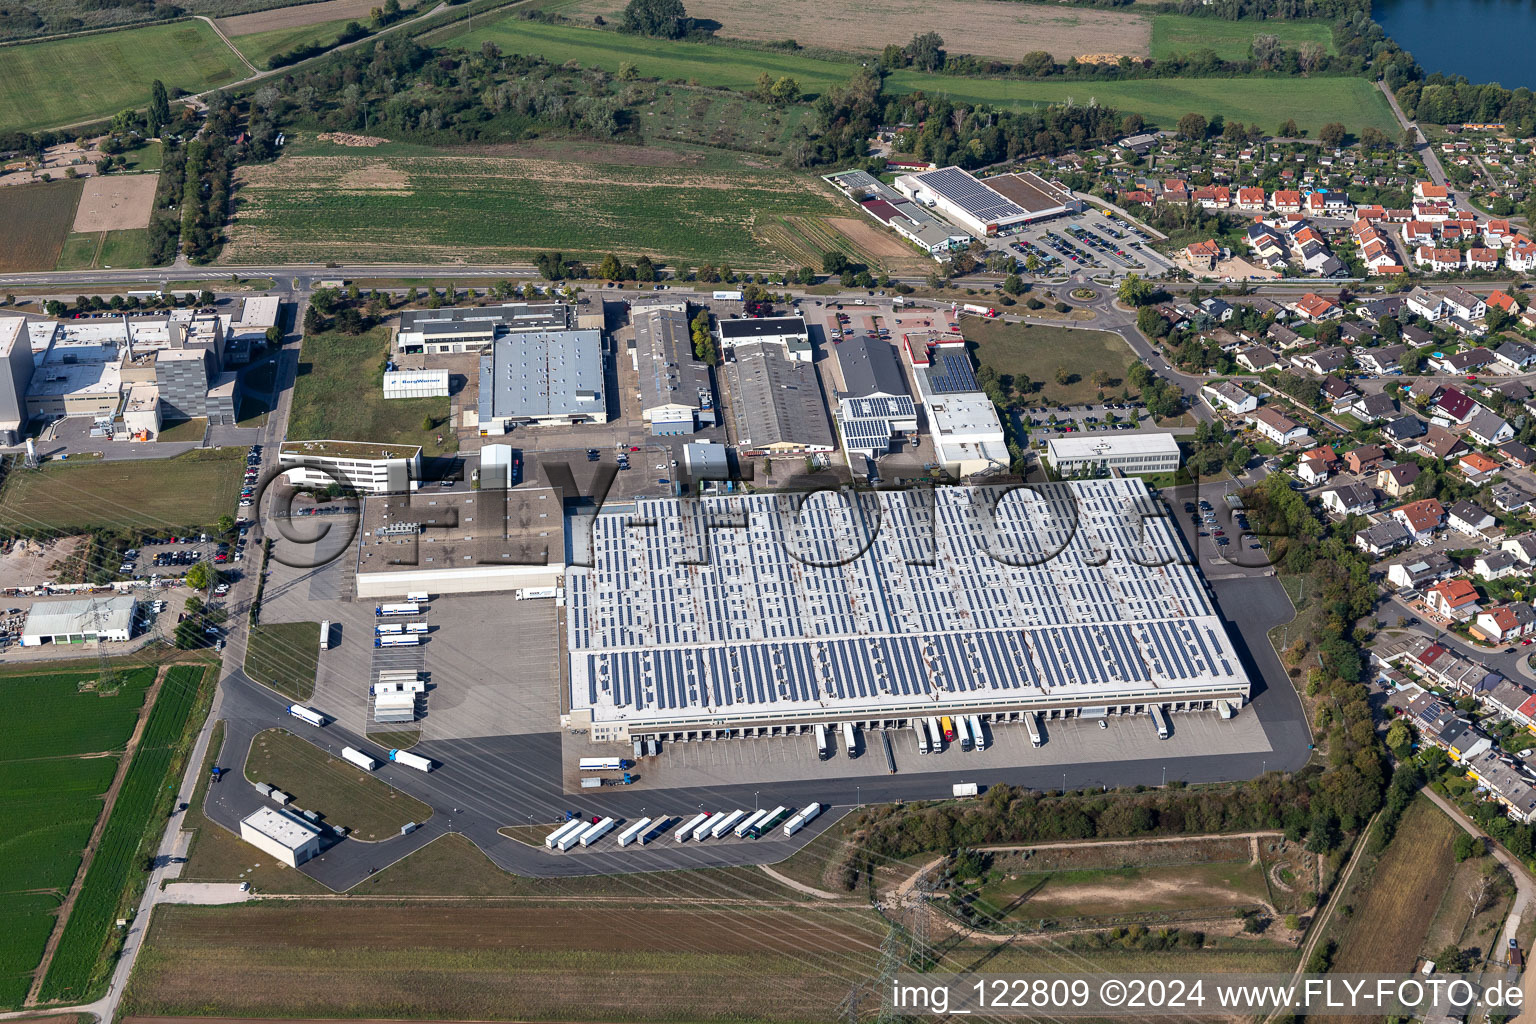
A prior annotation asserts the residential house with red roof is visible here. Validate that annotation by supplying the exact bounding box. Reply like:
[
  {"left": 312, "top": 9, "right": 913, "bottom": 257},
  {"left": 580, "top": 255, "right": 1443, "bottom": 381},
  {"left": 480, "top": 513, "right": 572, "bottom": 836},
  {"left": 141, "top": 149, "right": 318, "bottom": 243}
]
[
  {"left": 1425, "top": 578, "right": 1480, "bottom": 621},
  {"left": 1393, "top": 497, "right": 1447, "bottom": 544},
  {"left": 1292, "top": 292, "right": 1341, "bottom": 320},
  {"left": 1271, "top": 190, "right": 1302, "bottom": 213},
  {"left": 1468, "top": 248, "right": 1501, "bottom": 271}
]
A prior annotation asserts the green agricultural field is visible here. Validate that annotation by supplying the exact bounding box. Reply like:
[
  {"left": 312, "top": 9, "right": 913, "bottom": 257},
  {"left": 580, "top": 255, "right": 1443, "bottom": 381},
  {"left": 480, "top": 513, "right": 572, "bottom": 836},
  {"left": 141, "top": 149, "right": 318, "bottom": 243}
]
[
  {"left": 121, "top": 142, "right": 164, "bottom": 172},
  {"left": 0, "top": 21, "right": 247, "bottom": 134},
  {"left": 0, "top": 448, "right": 244, "bottom": 533},
  {"left": 55, "top": 228, "right": 153, "bottom": 271},
  {"left": 227, "top": 16, "right": 356, "bottom": 68},
  {"left": 0, "top": 665, "right": 159, "bottom": 1010},
  {"left": 0, "top": 180, "right": 82, "bottom": 272},
  {"left": 222, "top": 139, "right": 843, "bottom": 268},
  {"left": 967, "top": 321, "right": 1141, "bottom": 406},
  {"left": 1149, "top": 14, "right": 1334, "bottom": 61},
  {"left": 244, "top": 621, "right": 320, "bottom": 700},
  {"left": 287, "top": 328, "right": 455, "bottom": 452},
  {"left": 438, "top": 19, "right": 1395, "bottom": 135},
  {"left": 40, "top": 664, "right": 212, "bottom": 1002},
  {"left": 245, "top": 729, "right": 432, "bottom": 839}
]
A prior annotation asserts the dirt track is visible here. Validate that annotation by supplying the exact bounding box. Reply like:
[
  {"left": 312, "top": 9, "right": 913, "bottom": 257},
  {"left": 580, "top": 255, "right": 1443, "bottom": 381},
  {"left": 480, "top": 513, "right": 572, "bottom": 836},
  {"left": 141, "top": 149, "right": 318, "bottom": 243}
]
[{"left": 72, "top": 174, "right": 158, "bottom": 232}]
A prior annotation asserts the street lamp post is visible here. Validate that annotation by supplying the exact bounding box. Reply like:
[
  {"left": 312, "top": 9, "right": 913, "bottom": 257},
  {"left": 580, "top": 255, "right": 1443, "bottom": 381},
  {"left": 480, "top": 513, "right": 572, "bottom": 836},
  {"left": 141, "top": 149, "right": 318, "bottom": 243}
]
[{"left": 1161, "top": 765, "right": 1166, "bottom": 787}]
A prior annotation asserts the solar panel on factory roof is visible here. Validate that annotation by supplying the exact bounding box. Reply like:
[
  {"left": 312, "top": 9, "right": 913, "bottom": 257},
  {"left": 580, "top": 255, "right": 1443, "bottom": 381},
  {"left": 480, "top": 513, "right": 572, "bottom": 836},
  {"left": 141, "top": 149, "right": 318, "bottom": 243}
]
[
  {"left": 915, "top": 167, "right": 1028, "bottom": 222},
  {"left": 929, "top": 351, "right": 980, "bottom": 393}
]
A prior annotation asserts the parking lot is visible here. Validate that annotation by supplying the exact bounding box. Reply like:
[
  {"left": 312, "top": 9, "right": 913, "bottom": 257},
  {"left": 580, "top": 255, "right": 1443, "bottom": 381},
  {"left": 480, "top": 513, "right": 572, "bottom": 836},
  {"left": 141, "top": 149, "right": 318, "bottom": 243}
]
[
  {"left": 987, "top": 210, "right": 1175, "bottom": 278},
  {"left": 1018, "top": 400, "right": 1160, "bottom": 440}
]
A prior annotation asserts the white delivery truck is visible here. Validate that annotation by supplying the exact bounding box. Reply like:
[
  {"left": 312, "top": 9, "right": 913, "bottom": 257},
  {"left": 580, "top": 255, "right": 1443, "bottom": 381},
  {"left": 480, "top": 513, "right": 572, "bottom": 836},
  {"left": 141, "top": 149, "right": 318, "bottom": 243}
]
[
  {"left": 616, "top": 817, "right": 653, "bottom": 847},
  {"left": 691, "top": 814, "right": 718, "bottom": 842},
  {"left": 814, "top": 723, "right": 832, "bottom": 761},
  {"left": 968, "top": 714, "right": 987, "bottom": 751},
  {"left": 913, "top": 720, "right": 930, "bottom": 754},
  {"left": 925, "top": 716, "right": 943, "bottom": 752},
  {"left": 376, "top": 602, "right": 420, "bottom": 617},
  {"left": 782, "top": 802, "right": 823, "bottom": 837},
  {"left": 555, "top": 824, "right": 585, "bottom": 851},
  {"left": 708, "top": 810, "right": 747, "bottom": 840},
  {"left": 953, "top": 782, "right": 979, "bottom": 798},
  {"left": 1150, "top": 705, "right": 1170, "bottom": 739},
  {"left": 955, "top": 715, "right": 973, "bottom": 752},
  {"left": 545, "top": 819, "right": 586, "bottom": 849},
  {"left": 388, "top": 749, "right": 434, "bottom": 772},
  {"left": 580, "top": 817, "right": 617, "bottom": 847},
  {"left": 841, "top": 721, "right": 859, "bottom": 758},
  {"left": 319, "top": 620, "right": 330, "bottom": 652},
  {"left": 287, "top": 704, "right": 326, "bottom": 727},
  {"left": 405, "top": 622, "right": 429, "bottom": 634},
  {"left": 1026, "top": 712, "right": 1043, "bottom": 748},
  {"left": 375, "top": 622, "right": 405, "bottom": 635},
  {"left": 674, "top": 812, "right": 709, "bottom": 843},
  {"left": 374, "top": 635, "right": 420, "bottom": 648},
  {"left": 405, "top": 592, "right": 429, "bottom": 604},
  {"left": 341, "top": 746, "right": 378, "bottom": 771}
]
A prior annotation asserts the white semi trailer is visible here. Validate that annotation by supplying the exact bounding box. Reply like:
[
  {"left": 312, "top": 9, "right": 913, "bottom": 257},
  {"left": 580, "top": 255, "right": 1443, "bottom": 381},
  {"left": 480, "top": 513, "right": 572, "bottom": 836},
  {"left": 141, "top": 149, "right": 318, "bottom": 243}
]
[
  {"left": 841, "top": 722, "right": 859, "bottom": 758},
  {"left": 388, "top": 749, "right": 434, "bottom": 772},
  {"left": 708, "top": 810, "right": 747, "bottom": 840},
  {"left": 341, "top": 746, "right": 378, "bottom": 771},
  {"left": 968, "top": 714, "right": 987, "bottom": 751},
  {"left": 617, "top": 818, "right": 653, "bottom": 847},
  {"left": 545, "top": 819, "right": 586, "bottom": 849},
  {"left": 782, "top": 802, "right": 823, "bottom": 837},
  {"left": 580, "top": 817, "right": 617, "bottom": 847},
  {"left": 674, "top": 812, "right": 708, "bottom": 842},
  {"left": 287, "top": 704, "right": 325, "bottom": 727}
]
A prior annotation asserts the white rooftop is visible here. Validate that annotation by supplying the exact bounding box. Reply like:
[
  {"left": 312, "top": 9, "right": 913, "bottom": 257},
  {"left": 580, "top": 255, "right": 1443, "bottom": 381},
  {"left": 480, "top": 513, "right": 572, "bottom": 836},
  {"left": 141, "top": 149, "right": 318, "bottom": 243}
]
[
  {"left": 240, "top": 807, "right": 321, "bottom": 850},
  {"left": 567, "top": 479, "right": 1250, "bottom": 730},
  {"left": 1048, "top": 432, "right": 1182, "bottom": 460},
  {"left": 23, "top": 596, "right": 135, "bottom": 637}
]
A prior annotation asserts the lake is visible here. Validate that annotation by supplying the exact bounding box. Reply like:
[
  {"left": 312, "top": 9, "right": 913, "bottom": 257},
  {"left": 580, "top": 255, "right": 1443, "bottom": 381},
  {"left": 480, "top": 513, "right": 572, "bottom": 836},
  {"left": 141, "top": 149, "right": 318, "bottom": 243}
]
[{"left": 1373, "top": 0, "right": 1536, "bottom": 90}]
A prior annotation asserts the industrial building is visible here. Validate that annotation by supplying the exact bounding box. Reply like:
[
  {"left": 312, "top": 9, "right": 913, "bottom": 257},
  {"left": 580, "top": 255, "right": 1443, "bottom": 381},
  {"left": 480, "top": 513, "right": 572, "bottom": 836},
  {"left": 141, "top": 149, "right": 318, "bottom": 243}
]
[
  {"left": 21, "top": 595, "right": 137, "bottom": 646},
  {"left": 12, "top": 307, "right": 254, "bottom": 434},
  {"left": 395, "top": 303, "right": 570, "bottom": 355},
  {"left": 721, "top": 341, "right": 835, "bottom": 455},
  {"left": 1046, "top": 432, "right": 1183, "bottom": 477},
  {"left": 832, "top": 334, "right": 917, "bottom": 458},
  {"left": 279, "top": 440, "right": 423, "bottom": 494},
  {"left": 824, "top": 170, "right": 972, "bottom": 257},
  {"left": 478, "top": 443, "right": 521, "bottom": 490},
  {"left": 239, "top": 807, "right": 322, "bottom": 867},
  {"left": 901, "top": 322, "right": 1007, "bottom": 476},
  {"left": 477, "top": 329, "right": 607, "bottom": 431},
  {"left": 383, "top": 368, "right": 451, "bottom": 399},
  {"left": 717, "top": 316, "right": 812, "bottom": 361},
  {"left": 894, "top": 166, "right": 1034, "bottom": 237},
  {"left": 0, "top": 317, "right": 35, "bottom": 445},
  {"left": 352, "top": 487, "right": 566, "bottom": 597},
  {"left": 563, "top": 479, "right": 1252, "bottom": 743},
  {"left": 632, "top": 303, "right": 715, "bottom": 435}
]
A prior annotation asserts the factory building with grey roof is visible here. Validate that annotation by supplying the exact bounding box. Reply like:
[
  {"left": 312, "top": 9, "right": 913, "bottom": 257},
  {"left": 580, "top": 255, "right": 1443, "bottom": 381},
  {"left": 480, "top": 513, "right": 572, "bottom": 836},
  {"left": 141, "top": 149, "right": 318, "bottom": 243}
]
[
  {"left": 631, "top": 304, "right": 716, "bottom": 435},
  {"left": 563, "top": 479, "right": 1252, "bottom": 742},
  {"left": 833, "top": 334, "right": 917, "bottom": 458},
  {"left": 477, "top": 329, "right": 607, "bottom": 430},
  {"left": 721, "top": 340, "right": 835, "bottom": 455}
]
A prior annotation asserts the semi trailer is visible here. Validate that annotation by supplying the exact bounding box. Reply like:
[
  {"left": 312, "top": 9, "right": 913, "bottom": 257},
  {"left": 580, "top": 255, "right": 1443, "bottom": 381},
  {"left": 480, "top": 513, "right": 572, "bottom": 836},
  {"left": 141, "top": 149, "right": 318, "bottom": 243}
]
[
  {"left": 968, "top": 714, "right": 987, "bottom": 750},
  {"left": 388, "top": 749, "right": 433, "bottom": 772},
  {"left": 579, "top": 817, "right": 616, "bottom": 847},
  {"left": 374, "top": 635, "right": 420, "bottom": 648},
  {"left": 841, "top": 721, "right": 859, "bottom": 758},
  {"left": 341, "top": 746, "right": 378, "bottom": 771},
  {"left": 674, "top": 812, "right": 709, "bottom": 842},
  {"left": 783, "top": 803, "right": 823, "bottom": 837},
  {"left": 375, "top": 602, "right": 420, "bottom": 616},
  {"left": 814, "top": 723, "right": 832, "bottom": 760},
  {"left": 287, "top": 704, "right": 326, "bottom": 727},
  {"left": 617, "top": 817, "right": 653, "bottom": 847}
]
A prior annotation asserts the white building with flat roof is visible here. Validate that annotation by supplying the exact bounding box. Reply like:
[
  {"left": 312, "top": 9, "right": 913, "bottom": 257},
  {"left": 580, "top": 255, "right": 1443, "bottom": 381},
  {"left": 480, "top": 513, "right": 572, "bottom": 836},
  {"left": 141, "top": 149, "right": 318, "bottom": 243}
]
[
  {"left": 477, "top": 329, "right": 607, "bottom": 430},
  {"left": 239, "top": 807, "right": 322, "bottom": 867},
  {"left": 21, "top": 596, "right": 136, "bottom": 646},
  {"left": 894, "top": 166, "right": 1033, "bottom": 236},
  {"left": 564, "top": 480, "right": 1251, "bottom": 743},
  {"left": 383, "top": 368, "right": 450, "bottom": 399},
  {"left": 1047, "top": 432, "right": 1182, "bottom": 477},
  {"left": 279, "top": 440, "right": 423, "bottom": 494}
]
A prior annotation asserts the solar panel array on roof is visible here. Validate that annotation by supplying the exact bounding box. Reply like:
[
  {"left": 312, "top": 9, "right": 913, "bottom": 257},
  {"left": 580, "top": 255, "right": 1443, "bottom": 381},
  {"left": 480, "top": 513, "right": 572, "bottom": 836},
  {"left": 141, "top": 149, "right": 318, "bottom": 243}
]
[
  {"left": 928, "top": 350, "right": 980, "bottom": 394},
  {"left": 914, "top": 167, "right": 1028, "bottom": 223},
  {"left": 567, "top": 480, "right": 1250, "bottom": 728}
]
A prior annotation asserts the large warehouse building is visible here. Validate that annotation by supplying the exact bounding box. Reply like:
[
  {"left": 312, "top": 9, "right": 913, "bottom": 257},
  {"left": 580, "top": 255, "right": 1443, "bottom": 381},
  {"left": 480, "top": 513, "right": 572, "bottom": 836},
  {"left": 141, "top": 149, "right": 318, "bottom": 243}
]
[
  {"left": 478, "top": 329, "right": 607, "bottom": 431},
  {"left": 632, "top": 303, "right": 716, "bottom": 435},
  {"left": 353, "top": 487, "right": 566, "bottom": 597},
  {"left": 894, "top": 166, "right": 1034, "bottom": 237},
  {"left": 21, "top": 596, "right": 137, "bottom": 646},
  {"left": 564, "top": 479, "right": 1252, "bottom": 743},
  {"left": 722, "top": 341, "right": 836, "bottom": 455}
]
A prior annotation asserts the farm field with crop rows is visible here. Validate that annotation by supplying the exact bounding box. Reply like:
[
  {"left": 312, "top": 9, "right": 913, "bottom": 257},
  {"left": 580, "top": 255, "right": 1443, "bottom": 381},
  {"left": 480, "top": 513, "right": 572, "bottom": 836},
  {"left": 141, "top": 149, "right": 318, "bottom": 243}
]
[
  {"left": 220, "top": 139, "right": 844, "bottom": 267},
  {"left": 0, "top": 181, "right": 82, "bottom": 272},
  {"left": 0, "top": 665, "right": 158, "bottom": 1009},
  {"left": 39, "top": 664, "right": 213, "bottom": 1002}
]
